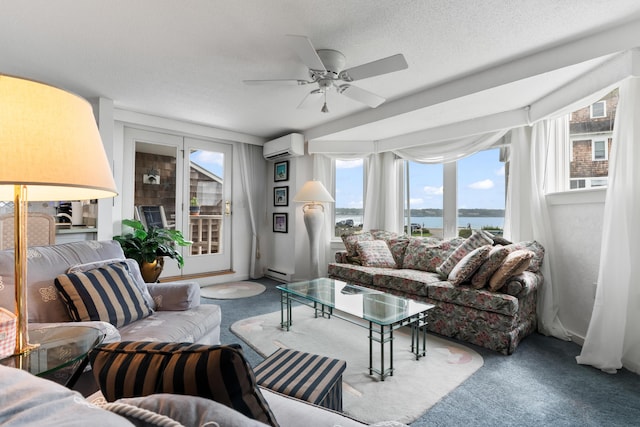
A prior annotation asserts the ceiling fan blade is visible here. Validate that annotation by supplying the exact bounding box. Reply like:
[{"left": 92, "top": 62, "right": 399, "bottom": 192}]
[
  {"left": 243, "top": 79, "right": 306, "bottom": 86},
  {"left": 339, "top": 85, "right": 385, "bottom": 108},
  {"left": 340, "top": 54, "right": 408, "bottom": 82},
  {"left": 285, "top": 35, "right": 327, "bottom": 71},
  {"left": 297, "top": 90, "right": 323, "bottom": 109}
]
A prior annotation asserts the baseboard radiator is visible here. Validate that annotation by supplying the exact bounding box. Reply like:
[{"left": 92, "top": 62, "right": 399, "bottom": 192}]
[{"left": 265, "top": 268, "right": 293, "bottom": 283}]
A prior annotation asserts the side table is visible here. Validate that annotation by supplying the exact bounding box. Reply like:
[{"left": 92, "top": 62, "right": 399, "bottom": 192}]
[{"left": 0, "top": 325, "right": 105, "bottom": 388}]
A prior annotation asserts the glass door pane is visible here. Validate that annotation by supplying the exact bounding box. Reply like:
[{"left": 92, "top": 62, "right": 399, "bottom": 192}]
[{"left": 183, "top": 138, "right": 232, "bottom": 274}]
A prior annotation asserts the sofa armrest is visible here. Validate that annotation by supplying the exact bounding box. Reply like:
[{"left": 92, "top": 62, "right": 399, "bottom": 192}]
[
  {"left": 31, "top": 321, "right": 122, "bottom": 343},
  {"left": 501, "top": 271, "right": 543, "bottom": 297},
  {"left": 146, "top": 282, "right": 200, "bottom": 311}
]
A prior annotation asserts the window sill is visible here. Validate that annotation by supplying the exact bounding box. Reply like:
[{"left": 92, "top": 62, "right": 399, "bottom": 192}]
[{"left": 546, "top": 187, "right": 606, "bottom": 205}]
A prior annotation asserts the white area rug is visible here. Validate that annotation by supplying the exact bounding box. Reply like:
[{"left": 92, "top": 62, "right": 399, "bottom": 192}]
[
  {"left": 200, "top": 281, "right": 266, "bottom": 299},
  {"left": 231, "top": 306, "right": 484, "bottom": 424}
]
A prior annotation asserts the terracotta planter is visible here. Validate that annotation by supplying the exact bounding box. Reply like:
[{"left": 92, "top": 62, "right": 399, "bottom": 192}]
[{"left": 140, "top": 256, "right": 164, "bottom": 283}]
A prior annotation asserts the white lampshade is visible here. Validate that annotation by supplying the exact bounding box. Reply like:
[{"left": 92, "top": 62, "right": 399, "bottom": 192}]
[
  {"left": 293, "top": 180, "right": 334, "bottom": 203},
  {"left": 0, "top": 75, "right": 118, "bottom": 201}
]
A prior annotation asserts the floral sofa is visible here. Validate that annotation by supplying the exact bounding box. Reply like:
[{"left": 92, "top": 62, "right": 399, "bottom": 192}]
[{"left": 328, "top": 230, "right": 545, "bottom": 354}]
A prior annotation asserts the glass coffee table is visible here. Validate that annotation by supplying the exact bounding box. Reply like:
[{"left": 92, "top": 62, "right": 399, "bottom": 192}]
[
  {"left": 0, "top": 325, "right": 105, "bottom": 388},
  {"left": 277, "top": 277, "right": 434, "bottom": 381}
]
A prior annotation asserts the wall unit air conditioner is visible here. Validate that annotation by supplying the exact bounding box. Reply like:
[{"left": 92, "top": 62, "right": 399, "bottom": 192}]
[{"left": 263, "top": 133, "right": 304, "bottom": 161}]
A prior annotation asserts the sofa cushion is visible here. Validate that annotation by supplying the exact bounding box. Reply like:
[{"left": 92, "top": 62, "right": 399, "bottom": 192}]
[
  {"left": 0, "top": 365, "right": 134, "bottom": 427},
  {"left": 356, "top": 240, "right": 397, "bottom": 268},
  {"left": 436, "top": 231, "right": 494, "bottom": 278},
  {"left": 427, "top": 283, "right": 520, "bottom": 317},
  {"left": 55, "top": 262, "right": 153, "bottom": 328},
  {"left": 402, "top": 237, "right": 464, "bottom": 272},
  {"left": 489, "top": 249, "right": 534, "bottom": 291},
  {"left": 90, "top": 342, "right": 279, "bottom": 427},
  {"left": 369, "top": 229, "right": 401, "bottom": 241},
  {"left": 448, "top": 245, "right": 492, "bottom": 286},
  {"left": 327, "top": 263, "right": 390, "bottom": 286},
  {"left": 470, "top": 245, "right": 514, "bottom": 289},
  {"left": 341, "top": 232, "right": 374, "bottom": 257},
  {"left": 115, "top": 394, "right": 270, "bottom": 427},
  {"left": 371, "top": 269, "right": 445, "bottom": 297}
]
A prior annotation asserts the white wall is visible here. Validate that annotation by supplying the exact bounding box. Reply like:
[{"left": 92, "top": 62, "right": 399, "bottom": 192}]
[{"left": 548, "top": 189, "right": 605, "bottom": 343}]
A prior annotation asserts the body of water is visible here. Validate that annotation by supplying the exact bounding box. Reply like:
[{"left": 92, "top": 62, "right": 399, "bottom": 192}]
[{"left": 335, "top": 215, "right": 504, "bottom": 230}]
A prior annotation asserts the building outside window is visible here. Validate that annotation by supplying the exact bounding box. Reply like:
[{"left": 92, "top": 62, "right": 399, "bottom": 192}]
[{"left": 569, "top": 89, "right": 617, "bottom": 190}]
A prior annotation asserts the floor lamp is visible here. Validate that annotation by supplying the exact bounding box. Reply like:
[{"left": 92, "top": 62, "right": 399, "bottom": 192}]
[
  {"left": 293, "top": 180, "right": 334, "bottom": 279},
  {"left": 0, "top": 75, "right": 118, "bottom": 355}
]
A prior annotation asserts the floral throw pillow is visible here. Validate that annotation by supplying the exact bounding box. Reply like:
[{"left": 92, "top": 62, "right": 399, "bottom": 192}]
[
  {"left": 356, "top": 240, "right": 397, "bottom": 268},
  {"left": 488, "top": 249, "right": 534, "bottom": 292},
  {"left": 505, "top": 240, "right": 545, "bottom": 272},
  {"left": 448, "top": 245, "right": 493, "bottom": 286},
  {"left": 436, "top": 231, "right": 494, "bottom": 278},
  {"left": 470, "top": 245, "right": 515, "bottom": 289},
  {"left": 341, "top": 231, "right": 374, "bottom": 257}
]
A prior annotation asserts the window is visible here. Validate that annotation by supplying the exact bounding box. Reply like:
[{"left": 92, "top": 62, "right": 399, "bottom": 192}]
[
  {"left": 592, "top": 140, "right": 607, "bottom": 161},
  {"left": 590, "top": 101, "right": 606, "bottom": 118},
  {"left": 457, "top": 148, "right": 505, "bottom": 236},
  {"left": 334, "top": 159, "right": 364, "bottom": 237},
  {"left": 405, "top": 162, "right": 443, "bottom": 237},
  {"left": 570, "top": 179, "right": 586, "bottom": 190}
]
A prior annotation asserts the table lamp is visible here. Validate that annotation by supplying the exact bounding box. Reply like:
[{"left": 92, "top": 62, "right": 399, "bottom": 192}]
[
  {"left": 293, "top": 180, "right": 334, "bottom": 278},
  {"left": 0, "top": 75, "right": 118, "bottom": 355}
]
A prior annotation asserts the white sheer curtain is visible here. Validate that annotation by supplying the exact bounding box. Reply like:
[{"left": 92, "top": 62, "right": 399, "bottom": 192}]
[
  {"left": 313, "top": 154, "right": 335, "bottom": 278},
  {"left": 238, "top": 143, "right": 267, "bottom": 279},
  {"left": 577, "top": 77, "right": 640, "bottom": 374},
  {"left": 363, "top": 152, "right": 404, "bottom": 233},
  {"left": 504, "top": 121, "right": 570, "bottom": 339},
  {"left": 393, "top": 129, "right": 508, "bottom": 163}
]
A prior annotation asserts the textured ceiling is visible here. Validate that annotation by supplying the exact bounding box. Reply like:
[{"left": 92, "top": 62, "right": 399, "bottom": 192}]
[{"left": 1, "top": 0, "right": 640, "bottom": 142}]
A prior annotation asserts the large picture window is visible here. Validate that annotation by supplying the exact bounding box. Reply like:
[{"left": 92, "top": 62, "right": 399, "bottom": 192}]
[{"left": 334, "top": 159, "right": 364, "bottom": 237}]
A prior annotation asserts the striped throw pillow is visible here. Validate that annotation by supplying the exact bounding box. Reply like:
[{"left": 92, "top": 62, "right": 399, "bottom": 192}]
[
  {"left": 89, "top": 342, "right": 279, "bottom": 427},
  {"left": 54, "top": 262, "right": 153, "bottom": 327}
]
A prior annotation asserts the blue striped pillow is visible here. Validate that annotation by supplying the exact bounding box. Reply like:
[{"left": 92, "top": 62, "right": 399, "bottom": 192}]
[{"left": 55, "top": 262, "right": 153, "bottom": 327}]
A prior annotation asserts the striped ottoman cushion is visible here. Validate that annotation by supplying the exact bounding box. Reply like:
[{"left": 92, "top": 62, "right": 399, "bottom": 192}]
[{"left": 254, "top": 348, "right": 347, "bottom": 411}]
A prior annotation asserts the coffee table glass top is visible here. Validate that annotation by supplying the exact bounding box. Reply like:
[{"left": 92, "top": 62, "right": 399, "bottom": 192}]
[
  {"left": 277, "top": 278, "right": 434, "bottom": 325},
  {"left": 0, "top": 325, "right": 105, "bottom": 377}
]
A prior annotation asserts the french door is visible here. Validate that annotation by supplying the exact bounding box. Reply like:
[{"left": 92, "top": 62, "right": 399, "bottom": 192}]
[{"left": 123, "top": 128, "right": 232, "bottom": 277}]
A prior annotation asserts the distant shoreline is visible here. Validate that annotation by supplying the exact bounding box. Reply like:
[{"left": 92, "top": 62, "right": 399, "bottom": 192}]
[{"left": 335, "top": 208, "right": 505, "bottom": 218}]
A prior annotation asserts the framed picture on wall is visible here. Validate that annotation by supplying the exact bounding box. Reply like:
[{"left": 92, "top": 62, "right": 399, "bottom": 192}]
[
  {"left": 273, "top": 213, "right": 288, "bottom": 233},
  {"left": 273, "top": 186, "right": 289, "bottom": 206},
  {"left": 274, "top": 160, "right": 289, "bottom": 182}
]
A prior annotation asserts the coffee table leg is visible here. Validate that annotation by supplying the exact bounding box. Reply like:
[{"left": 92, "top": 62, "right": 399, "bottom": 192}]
[
  {"left": 368, "top": 321, "right": 373, "bottom": 376},
  {"left": 280, "top": 291, "right": 292, "bottom": 331}
]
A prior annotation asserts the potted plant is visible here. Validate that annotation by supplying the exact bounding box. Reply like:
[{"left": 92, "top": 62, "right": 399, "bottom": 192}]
[
  {"left": 113, "top": 219, "right": 192, "bottom": 282},
  {"left": 189, "top": 197, "right": 200, "bottom": 215}
]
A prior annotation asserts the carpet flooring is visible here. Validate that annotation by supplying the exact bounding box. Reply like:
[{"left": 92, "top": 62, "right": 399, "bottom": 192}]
[
  {"left": 231, "top": 306, "right": 483, "bottom": 424},
  {"left": 206, "top": 278, "right": 640, "bottom": 426}
]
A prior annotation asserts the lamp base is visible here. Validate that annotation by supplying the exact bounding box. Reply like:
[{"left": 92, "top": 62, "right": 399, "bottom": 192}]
[{"left": 302, "top": 203, "right": 325, "bottom": 279}]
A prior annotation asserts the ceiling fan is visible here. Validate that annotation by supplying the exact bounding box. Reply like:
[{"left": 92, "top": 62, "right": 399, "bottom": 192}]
[{"left": 243, "top": 35, "right": 408, "bottom": 113}]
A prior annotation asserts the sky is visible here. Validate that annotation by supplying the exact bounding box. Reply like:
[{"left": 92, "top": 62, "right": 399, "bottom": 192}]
[{"left": 335, "top": 148, "right": 506, "bottom": 210}]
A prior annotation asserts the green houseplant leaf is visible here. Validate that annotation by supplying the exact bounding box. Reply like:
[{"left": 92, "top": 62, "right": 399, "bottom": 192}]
[{"left": 113, "top": 219, "right": 192, "bottom": 268}]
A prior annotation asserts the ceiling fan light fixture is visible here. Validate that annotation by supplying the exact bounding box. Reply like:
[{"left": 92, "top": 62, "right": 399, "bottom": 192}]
[{"left": 321, "top": 90, "right": 329, "bottom": 113}]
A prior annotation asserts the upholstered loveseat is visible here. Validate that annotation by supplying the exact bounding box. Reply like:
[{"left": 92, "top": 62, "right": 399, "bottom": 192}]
[
  {"left": 0, "top": 240, "right": 221, "bottom": 344},
  {"left": 328, "top": 230, "right": 544, "bottom": 354}
]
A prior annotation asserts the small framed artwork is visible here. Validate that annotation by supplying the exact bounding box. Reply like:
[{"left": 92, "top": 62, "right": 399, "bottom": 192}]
[
  {"left": 273, "top": 212, "right": 288, "bottom": 233},
  {"left": 274, "top": 160, "right": 289, "bottom": 182},
  {"left": 273, "top": 186, "right": 289, "bottom": 206}
]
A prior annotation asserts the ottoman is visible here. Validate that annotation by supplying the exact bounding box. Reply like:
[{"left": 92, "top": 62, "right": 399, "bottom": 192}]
[{"left": 254, "top": 348, "right": 347, "bottom": 411}]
